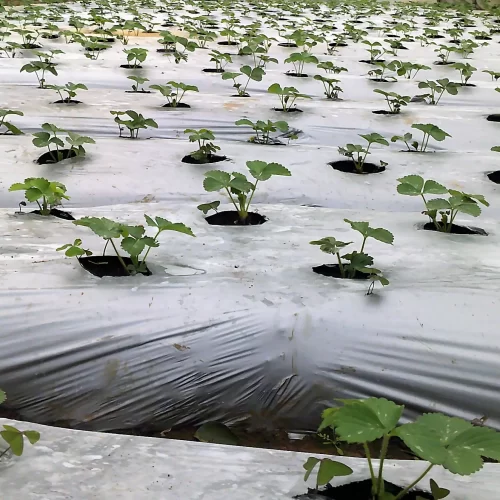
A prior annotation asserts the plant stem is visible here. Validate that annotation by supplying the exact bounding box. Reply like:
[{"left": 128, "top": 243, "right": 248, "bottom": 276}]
[
  {"left": 376, "top": 434, "right": 390, "bottom": 498},
  {"left": 393, "top": 464, "right": 434, "bottom": 500},
  {"left": 360, "top": 236, "right": 368, "bottom": 254},
  {"left": 336, "top": 252, "right": 345, "bottom": 278},
  {"left": 224, "top": 187, "right": 241, "bottom": 212},
  {"left": 140, "top": 229, "right": 160, "bottom": 267},
  {"left": 245, "top": 181, "right": 258, "bottom": 212},
  {"left": 0, "top": 446, "right": 11, "bottom": 460},
  {"left": 363, "top": 443, "right": 377, "bottom": 495},
  {"left": 109, "top": 238, "right": 131, "bottom": 275}
]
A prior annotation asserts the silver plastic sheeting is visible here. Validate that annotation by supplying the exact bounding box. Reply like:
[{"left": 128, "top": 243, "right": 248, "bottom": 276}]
[{"left": 0, "top": 2, "right": 499, "bottom": 432}]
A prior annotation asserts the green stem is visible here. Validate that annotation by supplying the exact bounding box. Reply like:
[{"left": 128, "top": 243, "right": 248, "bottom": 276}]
[
  {"left": 336, "top": 252, "right": 345, "bottom": 278},
  {"left": 376, "top": 434, "right": 390, "bottom": 498},
  {"left": 360, "top": 236, "right": 368, "bottom": 254},
  {"left": 245, "top": 181, "right": 258, "bottom": 213},
  {"left": 109, "top": 238, "right": 131, "bottom": 275},
  {"left": 224, "top": 187, "right": 241, "bottom": 213},
  {"left": 140, "top": 229, "right": 160, "bottom": 267},
  {"left": 363, "top": 443, "right": 377, "bottom": 495},
  {"left": 393, "top": 464, "right": 434, "bottom": 500}
]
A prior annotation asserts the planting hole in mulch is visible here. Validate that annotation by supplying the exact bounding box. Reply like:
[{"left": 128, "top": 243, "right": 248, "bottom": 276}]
[
  {"left": 251, "top": 137, "right": 285, "bottom": 146},
  {"left": 202, "top": 68, "right": 225, "bottom": 73},
  {"left": 161, "top": 22, "right": 175, "bottom": 27},
  {"left": 36, "top": 149, "right": 77, "bottom": 165},
  {"left": 231, "top": 93, "right": 250, "bottom": 97},
  {"left": 181, "top": 154, "right": 227, "bottom": 164},
  {"left": 78, "top": 256, "right": 151, "bottom": 278},
  {"left": 42, "top": 34, "right": 59, "bottom": 39},
  {"left": 157, "top": 48, "right": 175, "bottom": 53},
  {"left": 434, "top": 61, "right": 453, "bottom": 66},
  {"left": 125, "top": 90, "right": 152, "bottom": 94},
  {"left": 31, "top": 208, "right": 75, "bottom": 221},
  {"left": 295, "top": 480, "right": 431, "bottom": 500},
  {"left": 98, "top": 37, "right": 115, "bottom": 43},
  {"left": 120, "top": 64, "right": 143, "bottom": 69},
  {"left": 53, "top": 99, "right": 82, "bottom": 104},
  {"left": 205, "top": 211, "right": 267, "bottom": 226},
  {"left": 476, "top": 36, "right": 492, "bottom": 40},
  {"left": 359, "top": 59, "right": 386, "bottom": 64},
  {"left": 422, "top": 222, "right": 487, "bottom": 236},
  {"left": 272, "top": 107, "right": 303, "bottom": 113},
  {"left": 370, "top": 78, "right": 392, "bottom": 83},
  {"left": 163, "top": 102, "right": 191, "bottom": 108},
  {"left": 427, "top": 34, "right": 445, "bottom": 39},
  {"left": 487, "top": 170, "right": 500, "bottom": 183},
  {"left": 486, "top": 114, "right": 500, "bottom": 122},
  {"left": 313, "top": 264, "right": 369, "bottom": 280},
  {"left": 22, "top": 43, "right": 42, "bottom": 49},
  {"left": 329, "top": 42, "right": 348, "bottom": 47},
  {"left": 329, "top": 160, "right": 385, "bottom": 175},
  {"left": 278, "top": 42, "right": 298, "bottom": 47},
  {"left": 459, "top": 83, "right": 476, "bottom": 87},
  {"left": 372, "top": 110, "right": 398, "bottom": 115},
  {"left": 286, "top": 72, "right": 309, "bottom": 77},
  {"left": 85, "top": 46, "right": 106, "bottom": 52},
  {"left": 217, "top": 41, "right": 238, "bottom": 46}
]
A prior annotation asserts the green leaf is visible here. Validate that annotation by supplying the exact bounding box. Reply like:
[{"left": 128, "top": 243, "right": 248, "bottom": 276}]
[
  {"left": 195, "top": 422, "right": 238, "bottom": 445},
  {"left": 203, "top": 170, "right": 231, "bottom": 191},
  {"left": 74, "top": 217, "right": 125, "bottom": 239},
  {"left": 430, "top": 479, "right": 450, "bottom": 499},
  {"left": 397, "top": 175, "right": 424, "bottom": 195},
  {"left": 1, "top": 426, "right": 23, "bottom": 456},
  {"left": 455, "top": 203, "right": 481, "bottom": 217},
  {"left": 247, "top": 160, "right": 291, "bottom": 181},
  {"left": 343, "top": 219, "right": 369, "bottom": 236},
  {"left": 197, "top": 201, "right": 221, "bottom": 214},
  {"left": 423, "top": 180, "right": 448, "bottom": 195},
  {"left": 121, "top": 237, "right": 146, "bottom": 256},
  {"left": 23, "top": 430, "right": 40, "bottom": 445},
  {"left": 426, "top": 198, "right": 451, "bottom": 211},
  {"left": 332, "top": 398, "right": 404, "bottom": 443},
  {"left": 310, "top": 237, "right": 352, "bottom": 255},
  {"left": 303, "top": 457, "right": 320, "bottom": 482},
  {"left": 367, "top": 228, "right": 394, "bottom": 245}
]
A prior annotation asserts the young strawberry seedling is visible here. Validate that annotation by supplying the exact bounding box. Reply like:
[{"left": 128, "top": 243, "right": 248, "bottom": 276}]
[
  {"left": 205, "top": 50, "right": 232, "bottom": 73},
  {"left": 267, "top": 83, "right": 310, "bottom": 112},
  {"left": 110, "top": 110, "right": 158, "bottom": 139},
  {"left": 20, "top": 61, "right": 58, "bottom": 89},
  {"left": 0, "top": 109, "right": 23, "bottom": 135},
  {"left": 46, "top": 82, "right": 88, "bottom": 104},
  {"left": 451, "top": 62, "right": 476, "bottom": 86},
  {"left": 150, "top": 81, "right": 198, "bottom": 107},
  {"left": 373, "top": 89, "right": 411, "bottom": 114},
  {"left": 200, "top": 160, "right": 291, "bottom": 225},
  {"left": 235, "top": 118, "right": 296, "bottom": 145},
  {"left": 316, "top": 61, "right": 348, "bottom": 75},
  {"left": 310, "top": 219, "right": 393, "bottom": 289},
  {"left": 394, "top": 61, "right": 430, "bottom": 79},
  {"left": 183, "top": 128, "right": 224, "bottom": 164},
  {"left": 397, "top": 175, "right": 489, "bottom": 233},
  {"left": 221, "top": 66, "right": 265, "bottom": 97},
  {"left": 391, "top": 124, "right": 450, "bottom": 152},
  {"left": 121, "top": 47, "right": 148, "bottom": 68},
  {"left": 314, "top": 75, "right": 343, "bottom": 100},
  {"left": 58, "top": 215, "right": 195, "bottom": 277},
  {"left": 303, "top": 397, "right": 500, "bottom": 499},
  {"left": 416, "top": 79, "right": 460, "bottom": 105},
  {"left": 127, "top": 76, "right": 150, "bottom": 93},
  {"left": 336, "top": 133, "right": 389, "bottom": 174}
]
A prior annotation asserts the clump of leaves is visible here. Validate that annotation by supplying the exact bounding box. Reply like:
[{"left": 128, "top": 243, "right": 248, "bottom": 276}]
[
  {"left": 20, "top": 61, "right": 57, "bottom": 89},
  {"left": 58, "top": 215, "right": 195, "bottom": 275},
  {"left": 394, "top": 61, "right": 430, "bottom": 79},
  {"left": 0, "top": 109, "right": 23, "bottom": 135},
  {"left": 367, "top": 60, "right": 399, "bottom": 82},
  {"left": 267, "top": 83, "right": 310, "bottom": 112},
  {"left": 397, "top": 175, "right": 489, "bottom": 232},
  {"left": 314, "top": 75, "right": 343, "bottom": 100},
  {"left": 123, "top": 47, "right": 148, "bottom": 68},
  {"left": 184, "top": 128, "right": 220, "bottom": 162},
  {"left": 391, "top": 124, "right": 450, "bottom": 152},
  {"left": 310, "top": 219, "right": 392, "bottom": 288},
  {"left": 373, "top": 89, "right": 410, "bottom": 114},
  {"left": 127, "top": 75, "right": 150, "bottom": 93},
  {"left": 201, "top": 160, "right": 291, "bottom": 224},
  {"left": 362, "top": 40, "right": 386, "bottom": 62},
  {"left": 9, "top": 177, "right": 69, "bottom": 215},
  {"left": 316, "top": 61, "right": 348, "bottom": 75},
  {"left": 304, "top": 397, "right": 500, "bottom": 500},
  {"left": 46, "top": 82, "right": 88, "bottom": 103},
  {"left": 451, "top": 62, "right": 476, "bottom": 85},
  {"left": 208, "top": 49, "right": 232, "bottom": 71},
  {"left": 222, "top": 65, "right": 265, "bottom": 97},
  {"left": 33, "top": 123, "right": 95, "bottom": 162},
  {"left": 150, "top": 81, "right": 198, "bottom": 106},
  {"left": 338, "top": 133, "right": 389, "bottom": 173},
  {"left": 110, "top": 110, "right": 158, "bottom": 139},
  {"left": 0, "top": 390, "right": 40, "bottom": 460},
  {"left": 483, "top": 69, "right": 500, "bottom": 81},
  {"left": 284, "top": 51, "right": 319, "bottom": 76},
  {"left": 416, "top": 79, "right": 460, "bottom": 105},
  {"left": 235, "top": 118, "right": 296, "bottom": 145}
]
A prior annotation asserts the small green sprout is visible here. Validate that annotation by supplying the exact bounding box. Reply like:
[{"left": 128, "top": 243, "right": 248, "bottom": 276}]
[
  {"left": 123, "top": 47, "right": 148, "bottom": 68},
  {"left": 284, "top": 51, "right": 319, "bottom": 76},
  {"left": 373, "top": 89, "right": 411, "bottom": 114},
  {"left": 316, "top": 61, "right": 348, "bottom": 75},
  {"left": 150, "top": 82, "right": 198, "bottom": 106},
  {"left": 338, "top": 133, "right": 389, "bottom": 173},
  {"left": 110, "top": 110, "right": 158, "bottom": 139},
  {"left": 451, "top": 62, "right": 476, "bottom": 85},
  {"left": 222, "top": 66, "right": 265, "bottom": 96},
  {"left": 184, "top": 128, "right": 220, "bottom": 163},
  {"left": 208, "top": 50, "right": 232, "bottom": 72},
  {"left": 267, "top": 83, "right": 310, "bottom": 112},
  {"left": 394, "top": 61, "right": 431, "bottom": 79},
  {"left": 391, "top": 124, "right": 451, "bottom": 152},
  {"left": 20, "top": 61, "right": 58, "bottom": 89},
  {"left": 9, "top": 177, "right": 69, "bottom": 215},
  {"left": 416, "top": 79, "right": 460, "bottom": 105},
  {"left": 314, "top": 75, "right": 343, "bottom": 100},
  {"left": 235, "top": 118, "right": 295, "bottom": 145},
  {"left": 127, "top": 76, "right": 150, "bottom": 93},
  {"left": 46, "top": 82, "right": 88, "bottom": 103},
  {"left": 0, "top": 109, "right": 23, "bottom": 135}
]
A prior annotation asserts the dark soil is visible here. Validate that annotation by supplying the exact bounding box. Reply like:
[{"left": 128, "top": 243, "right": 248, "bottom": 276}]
[
  {"left": 36, "top": 149, "right": 77, "bottom": 165},
  {"left": 273, "top": 107, "right": 303, "bottom": 113},
  {"left": 475, "top": 36, "right": 492, "bottom": 40},
  {"left": 370, "top": 78, "right": 392, "bottom": 83},
  {"left": 85, "top": 46, "right": 106, "bottom": 52},
  {"left": 286, "top": 72, "right": 309, "bottom": 77},
  {"left": 486, "top": 114, "right": 500, "bottom": 122},
  {"left": 329, "top": 160, "right": 385, "bottom": 174},
  {"left": 21, "top": 43, "right": 42, "bottom": 49},
  {"left": 372, "top": 110, "right": 398, "bottom": 115},
  {"left": 423, "top": 222, "right": 487, "bottom": 236},
  {"left": 487, "top": 170, "right": 500, "bottom": 183},
  {"left": 278, "top": 42, "right": 298, "bottom": 47},
  {"left": 231, "top": 93, "right": 250, "bottom": 97},
  {"left": 78, "top": 256, "right": 151, "bottom": 278},
  {"left": 125, "top": 90, "right": 152, "bottom": 94},
  {"left": 53, "top": 99, "right": 82, "bottom": 104},
  {"left": 31, "top": 208, "right": 75, "bottom": 220},
  {"left": 329, "top": 42, "right": 348, "bottom": 47},
  {"left": 205, "top": 211, "right": 267, "bottom": 226},
  {"left": 120, "top": 64, "right": 143, "bottom": 69},
  {"left": 217, "top": 40, "right": 238, "bottom": 46},
  {"left": 458, "top": 83, "right": 476, "bottom": 87},
  {"left": 181, "top": 154, "right": 227, "bottom": 164},
  {"left": 163, "top": 102, "right": 191, "bottom": 108},
  {"left": 202, "top": 68, "right": 225, "bottom": 73},
  {"left": 312, "top": 264, "right": 369, "bottom": 280},
  {"left": 434, "top": 61, "right": 453, "bottom": 66},
  {"left": 161, "top": 22, "right": 175, "bottom": 27},
  {"left": 157, "top": 48, "right": 175, "bottom": 53},
  {"left": 296, "top": 480, "right": 431, "bottom": 500},
  {"left": 427, "top": 34, "right": 445, "bottom": 39},
  {"left": 97, "top": 37, "right": 115, "bottom": 43},
  {"left": 41, "top": 34, "right": 59, "bottom": 39},
  {"left": 359, "top": 59, "right": 386, "bottom": 64}
]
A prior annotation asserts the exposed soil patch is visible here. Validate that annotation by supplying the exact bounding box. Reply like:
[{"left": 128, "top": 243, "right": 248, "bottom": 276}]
[
  {"left": 422, "top": 222, "right": 487, "bottom": 236},
  {"left": 312, "top": 264, "right": 369, "bottom": 280},
  {"left": 31, "top": 208, "right": 75, "bottom": 221},
  {"left": 36, "top": 149, "right": 77, "bottom": 165},
  {"left": 329, "top": 160, "right": 385, "bottom": 174},
  {"left": 78, "top": 256, "right": 151, "bottom": 278},
  {"left": 181, "top": 154, "right": 227, "bottom": 164}
]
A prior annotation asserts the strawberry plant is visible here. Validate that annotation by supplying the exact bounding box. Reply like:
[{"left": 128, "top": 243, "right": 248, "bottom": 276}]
[
  {"left": 127, "top": 76, "right": 150, "bottom": 93},
  {"left": 235, "top": 118, "right": 295, "bottom": 145},
  {"left": 310, "top": 219, "right": 393, "bottom": 287},
  {"left": 58, "top": 215, "right": 195, "bottom": 277},
  {"left": 122, "top": 47, "right": 148, "bottom": 68},
  {"left": 391, "top": 124, "right": 450, "bottom": 152},
  {"left": 46, "top": 82, "right": 88, "bottom": 103},
  {"left": 267, "top": 83, "right": 310, "bottom": 112},
  {"left": 207, "top": 50, "right": 232, "bottom": 72},
  {"left": 393, "top": 61, "right": 430, "bottom": 79},
  {"left": 337, "top": 133, "right": 389, "bottom": 174},
  {"left": 0, "top": 109, "right": 23, "bottom": 135},
  {"left": 314, "top": 75, "right": 343, "bottom": 100},
  {"left": 451, "top": 62, "right": 476, "bottom": 86},
  {"left": 373, "top": 89, "right": 410, "bottom": 114},
  {"left": 201, "top": 160, "right": 291, "bottom": 224},
  {"left": 110, "top": 110, "right": 158, "bottom": 139},
  {"left": 222, "top": 66, "right": 265, "bottom": 97},
  {"left": 483, "top": 69, "right": 500, "bottom": 81},
  {"left": 417, "top": 79, "right": 460, "bottom": 105},
  {"left": 284, "top": 51, "right": 319, "bottom": 77},
  {"left": 184, "top": 128, "right": 222, "bottom": 163},
  {"left": 304, "top": 397, "right": 500, "bottom": 499},
  {"left": 0, "top": 390, "right": 40, "bottom": 460},
  {"left": 367, "top": 60, "right": 398, "bottom": 82},
  {"left": 316, "top": 61, "right": 348, "bottom": 75},
  {"left": 82, "top": 39, "right": 110, "bottom": 60},
  {"left": 150, "top": 81, "right": 198, "bottom": 107},
  {"left": 20, "top": 61, "right": 58, "bottom": 89},
  {"left": 9, "top": 177, "right": 69, "bottom": 216},
  {"left": 361, "top": 40, "right": 386, "bottom": 63},
  {"left": 32, "top": 49, "right": 64, "bottom": 64},
  {"left": 434, "top": 44, "right": 457, "bottom": 64},
  {"left": 397, "top": 175, "right": 489, "bottom": 232}
]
